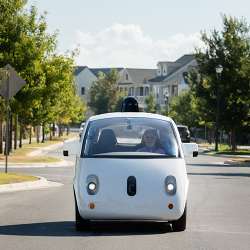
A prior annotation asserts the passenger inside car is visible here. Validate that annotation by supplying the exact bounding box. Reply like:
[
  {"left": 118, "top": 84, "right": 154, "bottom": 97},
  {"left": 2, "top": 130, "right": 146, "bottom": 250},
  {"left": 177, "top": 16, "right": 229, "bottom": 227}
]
[{"left": 137, "top": 129, "right": 165, "bottom": 154}]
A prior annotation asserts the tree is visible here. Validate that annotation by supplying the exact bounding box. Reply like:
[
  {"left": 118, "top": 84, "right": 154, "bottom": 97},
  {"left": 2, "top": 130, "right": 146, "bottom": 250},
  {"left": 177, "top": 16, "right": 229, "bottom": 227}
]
[
  {"left": 89, "top": 69, "right": 120, "bottom": 114},
  {"left": 168, "top": 91, "right": 200, "bottom": 128},
  {"left": 145, "top": 94, "right": 157, "bottom": 113},
  {"left": 193, "top": 15, "right": 250, "bottom": 151},
  {"left": 0, "top": 1, "right": 85, "bottom": 147},
  {"left": 40, "top": 54, "right": 86, "bottom": 139}
]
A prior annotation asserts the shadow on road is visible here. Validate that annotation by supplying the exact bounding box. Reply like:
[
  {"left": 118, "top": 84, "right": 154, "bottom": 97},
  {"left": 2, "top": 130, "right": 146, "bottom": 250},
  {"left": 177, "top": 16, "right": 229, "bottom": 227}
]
[
  {"left": 0, "top": 221, "right": 172, "bottom": 237},
  {"left": 188, "top": 172, "right": 250, "bottom": 178}
]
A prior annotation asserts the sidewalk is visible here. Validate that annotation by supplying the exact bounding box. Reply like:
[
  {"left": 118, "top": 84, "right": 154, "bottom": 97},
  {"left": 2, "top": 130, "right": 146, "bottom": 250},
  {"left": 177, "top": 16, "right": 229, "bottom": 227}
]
[
  {"left": 0, "top": 138, "right": 76, "bottom": 193},
  {"left": 0, "top": 137, "right": 76, "bottom": 168},
  {"left": 0, "top": 176, "right": 63, "bottom": 193}
]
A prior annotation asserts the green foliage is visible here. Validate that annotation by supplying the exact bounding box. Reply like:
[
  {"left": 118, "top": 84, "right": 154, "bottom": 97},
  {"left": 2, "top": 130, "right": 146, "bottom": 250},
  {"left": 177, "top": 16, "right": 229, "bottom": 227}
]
[
  {"left": 0, "top": 1, "right": 85, "bottom": 129},
  {"left": 41, "top": 55, "right": 86, "bottom": 125},
  {"left": 192, "top": 15, "right": 250, "bottom": 150},
  {"left": 167, "top": 91, "right": 200, "bottom": 128},
  {"left": 89, "top": 69, "right": 120, "bottom": 114},
  {"left": 145, "top": 94, "right": 157, "bottom": 113}
]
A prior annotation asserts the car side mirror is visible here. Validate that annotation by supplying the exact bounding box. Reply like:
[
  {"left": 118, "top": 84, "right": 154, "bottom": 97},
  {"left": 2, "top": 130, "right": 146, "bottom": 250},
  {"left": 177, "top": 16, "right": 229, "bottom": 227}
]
[
  {"left": 182, "top": 143, "right": 198, "bottom": 157},
  {"left": 193, "top": 151, "right": 198, "bottom": 157},
  {"left": 63, "top": 140, "right": 81, "bottom": 157},
  {"left": 63, "top": 150, "right": 69, "bottom": 157}
]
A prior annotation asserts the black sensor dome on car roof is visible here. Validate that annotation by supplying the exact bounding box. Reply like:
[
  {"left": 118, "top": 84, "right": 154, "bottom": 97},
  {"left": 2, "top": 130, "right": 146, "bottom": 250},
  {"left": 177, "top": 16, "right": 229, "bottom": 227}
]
[{"left": 121, "top": 97, "right": 139, "bottom": 112}]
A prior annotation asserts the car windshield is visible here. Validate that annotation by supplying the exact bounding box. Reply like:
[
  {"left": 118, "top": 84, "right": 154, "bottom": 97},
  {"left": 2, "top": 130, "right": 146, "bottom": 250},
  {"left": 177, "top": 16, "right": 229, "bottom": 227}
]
[
  {"left": 81, "top": 117, "right": 179, "bottom": 158},
  {"left": 178, "top": 127, "right": 188, "bottom": 134}
]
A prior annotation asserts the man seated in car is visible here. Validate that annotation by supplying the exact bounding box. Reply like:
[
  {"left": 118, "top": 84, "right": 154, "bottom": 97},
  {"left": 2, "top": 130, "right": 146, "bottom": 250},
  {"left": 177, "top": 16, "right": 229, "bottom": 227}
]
[{"left": 137, "top": 129, "right": 165, "bottom": 154}]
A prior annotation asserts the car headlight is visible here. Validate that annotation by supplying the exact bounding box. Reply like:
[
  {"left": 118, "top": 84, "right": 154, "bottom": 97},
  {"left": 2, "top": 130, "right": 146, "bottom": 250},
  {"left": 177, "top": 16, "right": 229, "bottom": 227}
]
[
  {"left": 86, "top": 175, "right": 99, "bottom": 195},
  {"left": 165, "top": 175, "right": 177, "bottom": 195},
  {"left": 88, "top": 182, "right": 96, "bottom": 191}
]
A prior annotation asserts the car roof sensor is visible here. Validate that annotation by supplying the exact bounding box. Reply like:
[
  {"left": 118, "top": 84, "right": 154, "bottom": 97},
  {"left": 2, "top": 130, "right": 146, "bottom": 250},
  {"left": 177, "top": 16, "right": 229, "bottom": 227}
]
[{"left": 121, "top": 97, "right": 139, "bottom": 112}]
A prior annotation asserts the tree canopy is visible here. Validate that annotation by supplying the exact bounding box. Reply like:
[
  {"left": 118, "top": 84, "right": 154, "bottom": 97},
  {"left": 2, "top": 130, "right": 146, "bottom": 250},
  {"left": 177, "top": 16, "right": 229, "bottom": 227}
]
[
  {"left": 89, "top": 69, "right": 121, "bottom": 114},
  {"left": 192, "top": 15, "right": 250, "bottom": 150},
  {"left": 0, "top": 0, "right": 86, "bottom": 150}
]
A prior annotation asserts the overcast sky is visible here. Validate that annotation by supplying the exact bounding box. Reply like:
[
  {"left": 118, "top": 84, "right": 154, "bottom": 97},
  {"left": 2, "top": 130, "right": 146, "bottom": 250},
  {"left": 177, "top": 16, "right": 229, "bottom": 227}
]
[{"left": 28, "top": 0, "right": 250, "bottom": 68}]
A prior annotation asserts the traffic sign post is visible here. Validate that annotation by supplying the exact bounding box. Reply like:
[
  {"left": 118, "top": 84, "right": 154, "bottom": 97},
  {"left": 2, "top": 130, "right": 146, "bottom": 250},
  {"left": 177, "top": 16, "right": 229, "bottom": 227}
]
[{"left": 0, "top": 64, "right": 26, "bottom": 173}]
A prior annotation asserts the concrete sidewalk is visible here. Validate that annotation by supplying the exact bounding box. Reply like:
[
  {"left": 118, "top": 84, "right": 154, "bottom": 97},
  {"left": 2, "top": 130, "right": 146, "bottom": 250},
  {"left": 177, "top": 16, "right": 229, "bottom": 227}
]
[
  {"left": 0, "top": 137, "right": 76, "bottom": 168},
  {"left": 0, "top": 176, "right": 63, "bottom": 193},
  {"left": 0, "top": 160, "right": 74, "bottom": 169}
]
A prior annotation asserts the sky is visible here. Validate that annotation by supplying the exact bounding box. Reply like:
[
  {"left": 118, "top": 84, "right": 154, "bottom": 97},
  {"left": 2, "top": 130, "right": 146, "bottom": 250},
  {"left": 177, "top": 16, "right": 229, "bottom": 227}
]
[{"left": 27, "top": 0, "right": 250, "bottom": 68}]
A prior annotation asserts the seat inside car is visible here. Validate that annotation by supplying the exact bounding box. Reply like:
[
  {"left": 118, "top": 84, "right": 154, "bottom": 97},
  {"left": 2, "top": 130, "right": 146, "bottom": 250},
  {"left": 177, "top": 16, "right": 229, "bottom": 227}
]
[{"left": 94, "top": 129, "right": 117, "bottom": 154}]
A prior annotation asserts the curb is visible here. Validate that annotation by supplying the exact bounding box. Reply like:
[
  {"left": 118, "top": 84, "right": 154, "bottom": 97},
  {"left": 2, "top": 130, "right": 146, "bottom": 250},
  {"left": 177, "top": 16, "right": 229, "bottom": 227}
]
[{"left": 0, "top": 176, "right": 63, "bottom": 193}]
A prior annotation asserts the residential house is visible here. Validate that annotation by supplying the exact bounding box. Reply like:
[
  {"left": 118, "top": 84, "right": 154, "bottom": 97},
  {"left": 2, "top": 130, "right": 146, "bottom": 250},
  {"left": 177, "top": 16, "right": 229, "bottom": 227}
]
[
  {"left": 74, "top": 54, "right": 197, "bottom": 112},
  {"left": 74, "top": 66, "right": 123, "bottom": 103},
  {"left": 117, "top": 68, "right": 157, "bottom": 109},
  {"left": 148, "top": 54, "right": 197, "bottom": 109}
]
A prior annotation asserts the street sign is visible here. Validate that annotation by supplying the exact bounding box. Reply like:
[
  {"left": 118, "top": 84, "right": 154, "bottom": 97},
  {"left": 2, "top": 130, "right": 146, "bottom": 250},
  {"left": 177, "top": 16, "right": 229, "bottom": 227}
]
[
  {"left": 0, "top": 64, "right": 26, "bottom": 174},
  {"left": 0, "top": 64, "right": 26, "bottom": 100}
]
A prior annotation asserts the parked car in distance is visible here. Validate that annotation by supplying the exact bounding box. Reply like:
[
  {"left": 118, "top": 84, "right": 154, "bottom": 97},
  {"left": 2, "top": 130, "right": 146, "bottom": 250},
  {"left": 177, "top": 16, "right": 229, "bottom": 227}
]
[
  {"left": 79, "top": 122, "right": 85, "bottom": 138},
  {"left": 177, "top": 125, "right": 191, "bottom": 143},
  {"left": 64, "top": 112, "right": 198, "bottom": 232}
]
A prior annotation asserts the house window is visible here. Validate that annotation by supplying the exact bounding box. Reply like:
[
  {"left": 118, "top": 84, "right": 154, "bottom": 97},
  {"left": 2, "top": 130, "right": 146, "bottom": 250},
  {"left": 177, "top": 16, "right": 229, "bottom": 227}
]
[
  {"left": 129, "top": 87, "right": 134, "bottom": 96},
  {"left": 145, "top": 87, "right": 149, "bottom": 96},
  {"left": 126, "top": 74, "right": 129, "bottom": 80},
  {"left": 81, "top": 87, "right": 85, "bottom": 95},
  {"left": 139, "top": 87, "right": 144, "bottom": 96}
]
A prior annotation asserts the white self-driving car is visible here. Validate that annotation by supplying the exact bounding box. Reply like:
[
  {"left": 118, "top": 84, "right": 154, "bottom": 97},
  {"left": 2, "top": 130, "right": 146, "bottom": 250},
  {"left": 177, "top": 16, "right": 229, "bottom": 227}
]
[{"left": 67, "top": 112, "right": 198, "bottom": 232}]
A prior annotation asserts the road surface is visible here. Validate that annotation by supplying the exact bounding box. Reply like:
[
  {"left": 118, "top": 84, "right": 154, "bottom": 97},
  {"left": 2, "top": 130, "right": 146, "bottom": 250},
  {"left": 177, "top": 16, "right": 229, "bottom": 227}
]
[{"left": 0, "top": 140, "right": 250, "bottom": 250}]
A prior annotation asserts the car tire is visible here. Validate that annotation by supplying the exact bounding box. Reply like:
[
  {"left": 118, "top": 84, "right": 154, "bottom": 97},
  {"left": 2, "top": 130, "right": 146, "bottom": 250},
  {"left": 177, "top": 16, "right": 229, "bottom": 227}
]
[
  {"left": 74, "top": 192, "right": 90, "bottom": 231},
  {"left": 171, "top": 204, "right": 187, "bottom": 232}
]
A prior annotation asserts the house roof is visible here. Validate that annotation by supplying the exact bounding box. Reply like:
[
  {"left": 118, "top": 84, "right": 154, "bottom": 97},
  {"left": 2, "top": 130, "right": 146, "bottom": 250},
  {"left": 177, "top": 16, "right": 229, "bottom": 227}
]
[
  {"left": 149, "top": 54, "right": 196, "bottom": 83},
  {"left": 124, "top": 68, "right": 157, "bottom": 84},
  {"left": 89, "top": 68, "right": 123, "bottom": 77},
  {"left": 148, "top": 75, "right": 166, "bottom": 82},
  {"left": 175, "top": 54, "right": 195, "bottom": 65},
  {"left": 74, "top": 66, "right": 87, "bottom": 76}
]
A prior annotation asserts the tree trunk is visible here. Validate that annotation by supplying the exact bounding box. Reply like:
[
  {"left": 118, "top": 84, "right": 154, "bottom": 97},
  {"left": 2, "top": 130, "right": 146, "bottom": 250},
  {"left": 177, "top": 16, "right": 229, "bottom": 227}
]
[
  {"left": 14, "top": 114, "right": 18, "bottom": 150},
  {"left": 52, "top": 123, "right": 55, "bottom": 137},
  {"left": 19, "top": 124, "right": 23, "bottom": 148},
  {"left": 49, "top": 125, "right": 52, "bottom": 141},
  {"left": 58, "top": 124, "right": 63, "bottom": 137},
  {"left": 231, "top": 128, "right": 237, "bottom": 151},
  {"left": 29, "top": 127, "right": 32, "bottom": 144},
  {"left": 42, "top": 124, "right": 45, "bottom": 143},
  {"left": 67, "top": 125, "right": 69, "bottom": 136},
  {"left": 36, "top": 126, "right": 40, "bottom": 143}
]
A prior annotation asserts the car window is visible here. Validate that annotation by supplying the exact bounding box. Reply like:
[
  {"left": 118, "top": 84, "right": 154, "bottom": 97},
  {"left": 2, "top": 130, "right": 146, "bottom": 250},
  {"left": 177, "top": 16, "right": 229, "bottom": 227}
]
[{"left": 81, "top": 117, "right": 180, "bottom": 158}]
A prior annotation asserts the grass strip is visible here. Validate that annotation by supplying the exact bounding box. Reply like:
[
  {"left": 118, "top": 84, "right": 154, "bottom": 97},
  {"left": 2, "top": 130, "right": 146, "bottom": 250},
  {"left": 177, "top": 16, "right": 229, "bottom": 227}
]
[{"left": 0, "top": 172, "right": 38, "bottom": 185}]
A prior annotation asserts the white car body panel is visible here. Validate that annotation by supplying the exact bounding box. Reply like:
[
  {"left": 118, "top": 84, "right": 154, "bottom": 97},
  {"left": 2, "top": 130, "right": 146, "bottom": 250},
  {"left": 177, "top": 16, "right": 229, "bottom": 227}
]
[
  {"left": 74, "top": 158, "right": 188, "bottom": 221},
  {"left": 73, "top": 112, "right": 194, "bottom": 222}
]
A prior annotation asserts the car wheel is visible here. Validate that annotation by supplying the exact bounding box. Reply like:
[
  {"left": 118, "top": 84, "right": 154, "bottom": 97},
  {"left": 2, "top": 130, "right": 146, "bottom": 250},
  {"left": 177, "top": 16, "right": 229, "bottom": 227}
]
[
  {"left": 74, "top": 192, "right": 90, "bottom": 231},
  {"left": 171, "top": 204, "right": 187, "bottom": 232}
]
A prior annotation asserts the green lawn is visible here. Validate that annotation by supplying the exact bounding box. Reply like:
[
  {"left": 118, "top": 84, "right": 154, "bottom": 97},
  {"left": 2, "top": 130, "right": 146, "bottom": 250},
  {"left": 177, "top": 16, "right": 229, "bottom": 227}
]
[
  {"left": 0, "top": 172, "right": 38, "bottom": 185},
  {"left": 0, "top": 133, "right": 77, "bottom": 164},
  {"left": 199, "top": 143, "right": 250, "bottom": 156}
]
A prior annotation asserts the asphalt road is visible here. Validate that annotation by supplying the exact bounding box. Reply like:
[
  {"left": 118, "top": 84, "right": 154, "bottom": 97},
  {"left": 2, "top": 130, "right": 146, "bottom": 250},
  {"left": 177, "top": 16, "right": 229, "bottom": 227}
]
[{"left": 0, "top": 140, "right": 250, "bottom": 250}]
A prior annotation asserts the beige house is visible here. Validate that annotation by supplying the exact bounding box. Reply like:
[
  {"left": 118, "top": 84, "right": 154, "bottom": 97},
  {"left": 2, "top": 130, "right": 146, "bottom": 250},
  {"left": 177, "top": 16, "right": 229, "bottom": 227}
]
[{"left": 74, "top": 54, "right": 197, "bottom": 111}]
